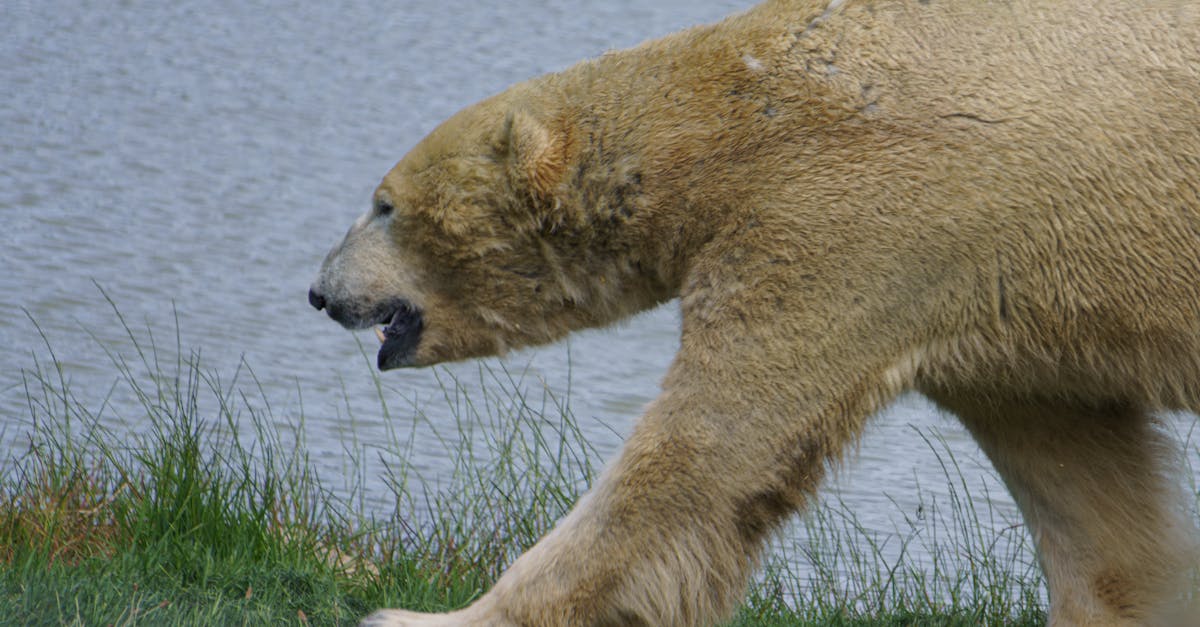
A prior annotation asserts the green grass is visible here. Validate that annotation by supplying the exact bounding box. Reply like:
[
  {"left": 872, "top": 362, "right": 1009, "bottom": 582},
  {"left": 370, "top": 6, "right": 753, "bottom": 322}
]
[{"left": 0, "top": 304, "right": 1052, "bottom": 625}]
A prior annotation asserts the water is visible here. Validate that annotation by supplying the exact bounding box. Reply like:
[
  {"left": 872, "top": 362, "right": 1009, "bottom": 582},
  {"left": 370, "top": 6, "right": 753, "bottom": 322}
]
[
  {"left": 4, "top": 0, "right": 1184, "bottom": 599},
  {"left": 0, "top": 0, "right": 756, "bottom": 496}
]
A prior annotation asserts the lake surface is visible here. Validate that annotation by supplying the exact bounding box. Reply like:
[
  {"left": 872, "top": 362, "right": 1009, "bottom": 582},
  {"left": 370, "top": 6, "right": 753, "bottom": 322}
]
[{"left": 3, "top": 0, "right": 1194, "bottom": 597}]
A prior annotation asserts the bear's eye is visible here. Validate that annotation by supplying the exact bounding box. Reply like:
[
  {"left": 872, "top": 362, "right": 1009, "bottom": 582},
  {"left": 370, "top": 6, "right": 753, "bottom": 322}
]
[{"left": 375, "top": 200, "right": 395, "bottom": 216}]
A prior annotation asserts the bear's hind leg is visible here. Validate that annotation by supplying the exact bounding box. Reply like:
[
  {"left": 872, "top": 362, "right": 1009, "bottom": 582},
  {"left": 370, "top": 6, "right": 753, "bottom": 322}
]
[{"left": 927, "top": 393, "right": 1198, "bottom": 626}]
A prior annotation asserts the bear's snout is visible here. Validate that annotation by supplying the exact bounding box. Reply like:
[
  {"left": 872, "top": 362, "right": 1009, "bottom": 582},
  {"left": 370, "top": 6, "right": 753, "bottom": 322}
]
[
  {"left": 308, "top": 283, "right": 424, "bottom": 369},
  {"left": 307, "top": 283, "right": 401, "bottom": 330}
]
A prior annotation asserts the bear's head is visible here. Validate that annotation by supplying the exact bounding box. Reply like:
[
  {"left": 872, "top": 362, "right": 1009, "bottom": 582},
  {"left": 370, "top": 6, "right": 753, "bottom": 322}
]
[{"left": 309, "top": 80, "right": 671, "bottom": 370}]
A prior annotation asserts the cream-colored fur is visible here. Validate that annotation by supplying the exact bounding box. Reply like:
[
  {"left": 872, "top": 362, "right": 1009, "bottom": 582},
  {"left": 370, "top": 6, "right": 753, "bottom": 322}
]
[{"left": 310, "top": 0, "right": 1200, "bottom": 624}]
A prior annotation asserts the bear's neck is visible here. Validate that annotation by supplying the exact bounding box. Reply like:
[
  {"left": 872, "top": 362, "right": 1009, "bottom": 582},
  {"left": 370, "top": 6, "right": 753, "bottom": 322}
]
[{"left": 539, "top": 2, "right": 834, "bottom": 299}]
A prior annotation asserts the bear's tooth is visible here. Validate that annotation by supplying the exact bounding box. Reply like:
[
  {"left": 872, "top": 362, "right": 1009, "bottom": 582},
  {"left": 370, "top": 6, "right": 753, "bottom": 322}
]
[{"left": 375, "top": 327, "right": 387, "bottom": 344}]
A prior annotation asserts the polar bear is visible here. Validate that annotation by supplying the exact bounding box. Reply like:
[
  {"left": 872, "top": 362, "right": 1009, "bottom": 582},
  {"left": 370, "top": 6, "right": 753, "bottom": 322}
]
[{"left": 309, "top": 0, "right": 1200, "bottom": 624}]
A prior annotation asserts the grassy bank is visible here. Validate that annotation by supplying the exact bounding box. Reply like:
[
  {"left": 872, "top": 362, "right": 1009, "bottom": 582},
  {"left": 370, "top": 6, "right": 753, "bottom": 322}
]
[{"left": 1, "top": 313, "right": 1050, "bottom": 625}]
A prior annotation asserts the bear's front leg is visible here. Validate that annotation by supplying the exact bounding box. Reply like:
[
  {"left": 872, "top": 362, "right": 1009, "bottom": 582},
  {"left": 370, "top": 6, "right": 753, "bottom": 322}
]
[
  {"left": 362, "top": 326, "right": 917, "bottom": 625},
  {"left": 361, "top": 387, "right": 781, "bottom": 626}
]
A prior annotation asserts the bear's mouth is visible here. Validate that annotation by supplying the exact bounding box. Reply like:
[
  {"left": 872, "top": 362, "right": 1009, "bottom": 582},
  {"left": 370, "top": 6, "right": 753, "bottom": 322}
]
[{"left": 373, "top": 303, "right": 424, "bottom": 370}]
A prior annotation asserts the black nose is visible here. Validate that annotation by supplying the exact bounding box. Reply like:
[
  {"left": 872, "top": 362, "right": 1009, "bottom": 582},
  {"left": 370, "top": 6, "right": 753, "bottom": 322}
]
[{"left": 308, "top": 287, "right": 326, "bottom": 311}]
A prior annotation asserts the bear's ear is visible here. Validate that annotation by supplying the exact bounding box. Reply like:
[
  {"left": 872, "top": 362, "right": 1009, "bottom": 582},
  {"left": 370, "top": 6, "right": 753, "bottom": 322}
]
[{"left": 501, "top": 111, "right": 571, "bottom": 201}]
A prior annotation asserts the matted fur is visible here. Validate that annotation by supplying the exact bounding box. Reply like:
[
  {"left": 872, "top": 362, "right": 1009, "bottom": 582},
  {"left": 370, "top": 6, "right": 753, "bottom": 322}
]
[{"left": 311, "top": 0, "right": 1200, "bottom": 625}]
